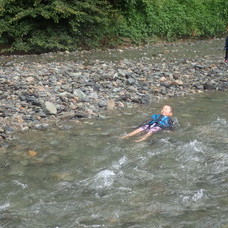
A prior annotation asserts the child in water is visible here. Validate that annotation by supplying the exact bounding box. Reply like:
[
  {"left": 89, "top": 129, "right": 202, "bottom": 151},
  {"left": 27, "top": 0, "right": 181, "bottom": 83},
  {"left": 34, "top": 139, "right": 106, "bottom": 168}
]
[{"left": 121, "top": 105, "right": 174, "bottom": 142}]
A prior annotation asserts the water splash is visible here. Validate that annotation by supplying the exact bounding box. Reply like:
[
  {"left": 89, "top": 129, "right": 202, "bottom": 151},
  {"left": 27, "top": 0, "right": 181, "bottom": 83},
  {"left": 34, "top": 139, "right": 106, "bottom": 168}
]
[
  {"left": 111, "top": 156, "right": 127, "bottom": 171},
  {"left": 0, "top": 203, "right": 10, "bottom": 211},
  {"left": 12, "top": 180, "right": 28, "bottom": 189},
  {"left": 211, "top": 117, "right": 227, "bottom": 127},
  {"left": 92, "top": 170, "right": 116, "bottom": 189},
  {"left": 192, "top": 189, "right": 205, "bottom": 201}
]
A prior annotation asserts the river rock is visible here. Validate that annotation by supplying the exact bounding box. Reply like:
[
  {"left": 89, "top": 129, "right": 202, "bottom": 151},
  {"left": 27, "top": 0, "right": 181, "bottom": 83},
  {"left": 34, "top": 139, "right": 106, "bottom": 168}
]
[
  {"left": 127, "top": 78, "right": 136, "bottom": 85},
  {"left": 34, "top": 123, "right": 50, "bottom": 130},
  {"left": 73, "top": 89, "right": 88, "bottom": 101},
  {"left": 203, "top": 82, "right": 217, "bottom": 90},
  {"left": 42, "top": 101, "right": 57, "bottom": 115},
  {"left": 107, "top": 100, "right": 116, "bottom": 111},
  {"left": 59, "top": 111, "right": 76, "bottom": 120},
  {"left": 173, "top": 79, "right": 184, "bottom": 86},
  {"left": 88, "top": 91, "right": 99, "bottom": 99},
  {"left": 26, "top": 76, "right": 35, "bottom": 83}
]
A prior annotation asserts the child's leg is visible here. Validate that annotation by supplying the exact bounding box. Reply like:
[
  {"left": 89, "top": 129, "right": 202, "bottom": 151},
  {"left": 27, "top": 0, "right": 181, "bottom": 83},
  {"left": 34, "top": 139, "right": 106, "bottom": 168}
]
[
  {"left": 135, "top": 132, "right": 153, "bottom": 142},
  {"left": 120, "top": 128, "right": 144, "bottom": 139},
  {"left": 225, "top": 49, "right": 228, "bottom": 62},
  {"left": 134, "top": 126, "right": 161, "bottom": 142}
]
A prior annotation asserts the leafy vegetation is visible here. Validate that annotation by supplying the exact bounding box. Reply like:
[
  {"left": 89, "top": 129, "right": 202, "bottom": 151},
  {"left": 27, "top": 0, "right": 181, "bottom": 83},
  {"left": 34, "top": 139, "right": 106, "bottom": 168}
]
[
  {"left": 0, "top": 0, "right": 227, "bottom": 53},
  {"left": 0, "top": 0, "right": 115, "bottom": 52},
  {"left": 114, "top": 0, "right": 227, "bottom": 42}
]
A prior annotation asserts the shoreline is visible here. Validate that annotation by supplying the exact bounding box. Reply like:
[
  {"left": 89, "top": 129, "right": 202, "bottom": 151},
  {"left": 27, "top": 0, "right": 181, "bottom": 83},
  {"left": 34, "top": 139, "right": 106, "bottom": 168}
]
[{"left": 0, "top": 39, "right": 227, "bottom": 141}]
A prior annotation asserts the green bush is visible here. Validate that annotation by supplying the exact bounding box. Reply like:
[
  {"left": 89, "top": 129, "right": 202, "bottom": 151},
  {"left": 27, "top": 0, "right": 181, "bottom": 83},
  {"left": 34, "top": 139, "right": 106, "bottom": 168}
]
[
  {"left": 206, "top": 0, "right": 228, "bottom": 23},
  {"left": 0, "top": 0, "right": 227, "bottom": 53},
  {"left": 115, "top": 0, "right": 227, "bottom": 42},
  {"left": 0, "top": 0, "right": 115, "bottom": 53}
]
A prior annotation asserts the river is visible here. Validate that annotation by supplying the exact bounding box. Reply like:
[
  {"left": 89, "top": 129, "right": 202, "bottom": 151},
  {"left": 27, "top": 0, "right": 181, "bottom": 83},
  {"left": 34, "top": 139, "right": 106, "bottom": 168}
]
[{"left": 0, "top": 90, "right": 227, "bottom": 227}]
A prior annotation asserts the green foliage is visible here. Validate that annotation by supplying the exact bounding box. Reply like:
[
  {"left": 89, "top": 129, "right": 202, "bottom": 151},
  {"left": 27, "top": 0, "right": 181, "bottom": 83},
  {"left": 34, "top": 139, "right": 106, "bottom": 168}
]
[
  {"left": 0, "top": 0, "right": 227, "bottom": 53},
  {"left": 0, "top": 0, "right": 115, "bottom": 52},
  {"left": 114, "top": 0, "right": 227, "bottom": 42},
  {"left": 205, "top": 0, "right": 228, "bottom": 26}
]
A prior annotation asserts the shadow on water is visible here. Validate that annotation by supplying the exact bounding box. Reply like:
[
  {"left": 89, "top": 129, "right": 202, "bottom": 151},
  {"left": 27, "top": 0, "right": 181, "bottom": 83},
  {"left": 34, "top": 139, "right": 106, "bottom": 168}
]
[{"left": 0, "top": 91, "right": 228, "bottom": 228}]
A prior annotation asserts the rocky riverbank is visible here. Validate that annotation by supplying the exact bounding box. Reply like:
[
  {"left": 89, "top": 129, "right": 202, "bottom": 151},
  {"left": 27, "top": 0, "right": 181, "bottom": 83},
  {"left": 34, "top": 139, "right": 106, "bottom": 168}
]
[{"left": 0, "top": 39, "right": 227, "bottom": 140}]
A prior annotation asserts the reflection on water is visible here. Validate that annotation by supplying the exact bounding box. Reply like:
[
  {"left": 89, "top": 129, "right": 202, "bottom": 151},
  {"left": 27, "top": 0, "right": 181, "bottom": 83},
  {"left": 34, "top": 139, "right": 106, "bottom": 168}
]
[{"left": 0, "top": 91, "right": 228, "bottom": 228}]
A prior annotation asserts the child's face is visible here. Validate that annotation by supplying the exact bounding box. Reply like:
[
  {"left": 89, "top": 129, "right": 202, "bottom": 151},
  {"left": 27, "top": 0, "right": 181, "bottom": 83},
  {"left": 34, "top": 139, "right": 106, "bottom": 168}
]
[{"left": 161, "top": 106, "right": 173, "bottom": 116}]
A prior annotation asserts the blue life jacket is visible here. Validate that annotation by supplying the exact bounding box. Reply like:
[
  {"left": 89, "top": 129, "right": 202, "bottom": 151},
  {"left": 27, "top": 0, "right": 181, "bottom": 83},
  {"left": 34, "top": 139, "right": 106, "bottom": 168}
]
[{"left": 148, "top": 114, "right": 173, "bottom": 129}]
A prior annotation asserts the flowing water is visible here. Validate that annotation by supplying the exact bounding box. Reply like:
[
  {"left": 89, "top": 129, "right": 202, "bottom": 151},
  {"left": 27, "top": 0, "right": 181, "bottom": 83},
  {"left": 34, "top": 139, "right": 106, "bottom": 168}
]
[{"left": 0, "top": 91, "right": 227, "bottom": 228}]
